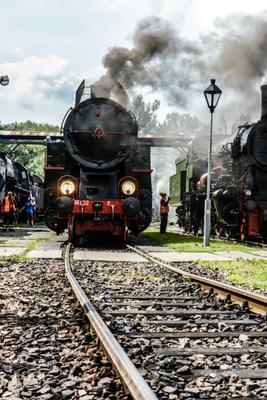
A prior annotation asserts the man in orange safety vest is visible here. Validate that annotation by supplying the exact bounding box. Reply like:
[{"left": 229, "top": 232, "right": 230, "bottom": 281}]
[
  {"left": 159, "top": 191, "right": 170, "bottom": 234},
  {"left": 2, "top": 191, "right": 17, "bottom": 231}
]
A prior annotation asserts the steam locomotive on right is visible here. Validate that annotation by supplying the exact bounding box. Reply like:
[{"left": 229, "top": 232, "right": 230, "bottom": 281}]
[{"left": 170, "top": 85, "right": 267, "bottom": 241}]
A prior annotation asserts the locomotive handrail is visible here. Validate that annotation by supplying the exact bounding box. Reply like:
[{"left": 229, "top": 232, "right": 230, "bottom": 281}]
[
  {"left": 137, "top": 137, "right": 191, "bottom": 147},
  {"left": 69, "top": 129, "right": 126, "bottom": 135},
  {"left": 0, "top": 134, "right": 64, "bottom": 145},
  {"left": 60, "top": 107, "right": 73, "bottom": 134}
]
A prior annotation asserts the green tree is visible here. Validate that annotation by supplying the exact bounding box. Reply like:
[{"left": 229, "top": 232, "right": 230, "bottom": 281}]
[
  {"left": 0, "top": 120, "right": 59, "bottom": 178},
  {"left": 157, "top": 112, "right": 208, "bottom": 136},
  {"left": 130, "top": 95, "right": 207, "bottom": 136},
  {"left": 2, "top": 145, "right": 45, "bottom": 177},
  {"left": 0, "top": 120, "right": 59, "bottom": 132},
  {"left": 131, "top": 94, "right": 160, "bottom": 133}
]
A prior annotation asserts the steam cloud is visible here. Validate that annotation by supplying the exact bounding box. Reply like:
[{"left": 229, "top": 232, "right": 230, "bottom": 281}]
[
  {"left": 94, "top": 13, "right": 267, "bottom": 217},
  {"left": 95, "top": 13, "right": 267, "bottom": 120}
]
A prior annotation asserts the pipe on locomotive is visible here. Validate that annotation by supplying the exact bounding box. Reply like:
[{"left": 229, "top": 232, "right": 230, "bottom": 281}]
[{"left": 261, "top": 85, "right": 267, "bottom": 119}]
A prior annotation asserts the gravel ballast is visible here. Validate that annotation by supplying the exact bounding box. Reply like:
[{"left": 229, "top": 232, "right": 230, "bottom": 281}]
[
  {"left": 73, "top": 258, "right": 267, "bottom": 399},
  {"left": 0, "top": 260, "right": 130, "bottom": 400}
]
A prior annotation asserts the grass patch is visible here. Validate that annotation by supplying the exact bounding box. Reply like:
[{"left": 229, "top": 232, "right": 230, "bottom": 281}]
[
  {"left": 141, "top": 227, "right": 257, "bottom": 253},
  {"left": 198, "top": 259, "right": 267, "bottom": 290},
  {"left": 0, "top": 260, "right": 8, "bottom": 268}
]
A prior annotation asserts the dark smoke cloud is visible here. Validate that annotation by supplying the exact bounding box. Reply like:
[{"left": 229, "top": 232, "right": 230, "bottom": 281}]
[
  {"left": 95, "top": 13, "right": 267, "bottom": 120},
  {"left": 94, "top": 16, "right": 199, "bottom": 106}
]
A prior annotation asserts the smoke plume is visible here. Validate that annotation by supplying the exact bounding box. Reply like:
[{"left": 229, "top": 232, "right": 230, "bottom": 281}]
[
  {"left": 95, "top": 12, "right": 267, "bottom": 121},
  {"left": 92, "top": 13, "right": 267, "bottom": 220},
  {"left": 94, "top": 16, "right": 199, "bottom": 106}
]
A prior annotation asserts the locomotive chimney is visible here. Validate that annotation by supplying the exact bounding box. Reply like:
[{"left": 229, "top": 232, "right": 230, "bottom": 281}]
[{"left": 261, "top": 85, "right": 267, "bottom": 118}]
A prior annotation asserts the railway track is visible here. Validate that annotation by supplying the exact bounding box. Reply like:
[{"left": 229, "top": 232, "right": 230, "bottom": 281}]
[{"left": 65, "top": 243, "right": 267, "bottom": 399}]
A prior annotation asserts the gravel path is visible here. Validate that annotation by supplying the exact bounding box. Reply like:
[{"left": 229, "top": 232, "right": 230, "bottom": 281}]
[{"left": 0, "top": 260, "right": 130, "bottom": 400}]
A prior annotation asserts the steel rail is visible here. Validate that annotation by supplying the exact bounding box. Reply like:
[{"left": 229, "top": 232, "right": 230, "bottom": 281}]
[
  {"left": 64, "top": 243, "right": 158, "bottom": 400},
  {"left": 127, "top": 244, "right": 267, "bottom": 315}
]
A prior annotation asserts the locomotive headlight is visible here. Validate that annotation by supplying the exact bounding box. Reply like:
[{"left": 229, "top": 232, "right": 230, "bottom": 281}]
[
  {"left": 121, "top": 180, "right": 137, "bottom": 196},
  {"left": 244, "top": 189, "right": 252, "bottom": 197},
  {"left": 60, "top": 180, "right": 75, "bottom": 195}
]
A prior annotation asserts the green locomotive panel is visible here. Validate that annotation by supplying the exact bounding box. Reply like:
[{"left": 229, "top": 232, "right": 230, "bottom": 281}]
[
  {"left": 170, "top": 173, "right": 181, "bottom": 205},
  {"left": 170, "top": 156, "right": 206, "bottom": 206},
  {"left": 170, "top": 158, "right": 188, "bottom": 206}
]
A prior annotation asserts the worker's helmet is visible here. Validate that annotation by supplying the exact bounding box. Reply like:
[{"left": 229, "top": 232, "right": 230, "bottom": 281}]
[{"left": 159, "top": 191, "right": 166, "bottom": 196}]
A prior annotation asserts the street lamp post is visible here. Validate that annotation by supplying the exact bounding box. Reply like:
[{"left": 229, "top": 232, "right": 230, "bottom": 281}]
[
  {"left": 0, "top": 75, "right": 9, "bottom": 86},
  {"left": 203, "top": 79, "right": 222, "bottom": 247}
]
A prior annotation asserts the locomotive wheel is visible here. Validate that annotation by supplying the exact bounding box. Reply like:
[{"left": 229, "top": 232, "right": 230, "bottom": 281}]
[
  {"left": 225, "top": 227, "right": 238, "bottom": 240},
  {"left": 214, "top": 224, "right": 224, "bottom": 238},
  {"left": 193, "top": 224, "right": 199, "bottom": 236},
  {"left": 225, "top": 230, "right": 232, "bottom": 240},
  {"left": 240, "top": 230, "right": 248, "bottom": 242},
  {"left": 44, "top": 207, "right": 58, "bottom": 232}
]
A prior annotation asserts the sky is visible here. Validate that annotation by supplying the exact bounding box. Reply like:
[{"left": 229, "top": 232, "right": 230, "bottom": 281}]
[{"left": 1, "top": 0, "right": 267, "bottom": 128}]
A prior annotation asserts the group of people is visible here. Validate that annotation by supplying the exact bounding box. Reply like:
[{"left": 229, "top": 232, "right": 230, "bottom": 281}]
[{"left": 1, "top": 192, "right": 36, "bottom": 231}]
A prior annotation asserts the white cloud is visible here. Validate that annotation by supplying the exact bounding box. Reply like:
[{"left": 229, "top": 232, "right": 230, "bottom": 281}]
[
  {"left": 0, "top": 55, "right": 78, "bottom": 111},
  {"left": 10, "top": 46, "right": 24, "bottom": 57},
  {"left": 1, "top": 0, "right": 267, "bottom": 124}
]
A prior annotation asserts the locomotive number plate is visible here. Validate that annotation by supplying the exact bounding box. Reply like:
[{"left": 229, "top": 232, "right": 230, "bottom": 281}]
[
  {"left": 74, "top": 200, "right": 114, "bottom": 206},
  {"left": 74, "top": 200, "right": 90, "bottom": 206}
]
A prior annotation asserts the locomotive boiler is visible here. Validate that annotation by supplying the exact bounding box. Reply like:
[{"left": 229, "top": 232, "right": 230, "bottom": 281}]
[
  {"left": 44, "top": 81, "right": 152, "bottom": 242},
  {"left": 170, "top": 85, "right": 267, "bottom": 241}
]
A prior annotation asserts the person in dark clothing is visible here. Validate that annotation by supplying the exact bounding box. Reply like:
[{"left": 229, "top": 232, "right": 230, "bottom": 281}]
[
  {"left": 20, "top": 196, "right": 36, "bottom": 227},
  {"left": 160, "top": 191, "right": 170, "bottom": 234},
  {"left": 2, "top": 191, "right": 17, "bottom": 231}
]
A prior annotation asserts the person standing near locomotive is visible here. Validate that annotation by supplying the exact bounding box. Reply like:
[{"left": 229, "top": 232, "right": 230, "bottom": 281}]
[
  {"left": 2, "top": 191, "right": 17, "bottom": 231},
  {"left": 20, "top": 196, "right": 36, "bottom": 227},
  {"left": 160, "top": 191, "right": 170, "bottom": 234}
]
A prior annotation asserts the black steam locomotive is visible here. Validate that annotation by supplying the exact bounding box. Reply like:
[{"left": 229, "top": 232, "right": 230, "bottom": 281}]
[
  {"left": 0, "top": 152, "right": 43, "bottom": 213},
  {"left": 44, "top": 81, "right": 152, "bottom": 242},
  {"left": 170, "top": 85, "right": 267, "bottom": 241}
]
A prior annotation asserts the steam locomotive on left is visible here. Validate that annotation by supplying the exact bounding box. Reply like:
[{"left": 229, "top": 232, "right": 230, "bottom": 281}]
[
  {"left": 0, "top": 152, "right": 43, "bottom": 214},
  {"left": 44, "top": 80, "right": 152, "bottom": 242}
]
